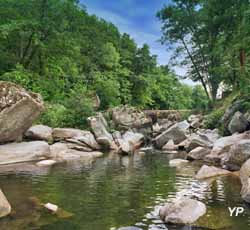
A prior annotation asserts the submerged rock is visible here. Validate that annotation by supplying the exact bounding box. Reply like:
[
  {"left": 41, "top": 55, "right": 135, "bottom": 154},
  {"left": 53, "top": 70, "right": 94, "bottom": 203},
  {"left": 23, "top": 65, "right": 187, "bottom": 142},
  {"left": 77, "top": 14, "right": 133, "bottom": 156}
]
[
  {"left": 195, "top": 165, "right": 231, "bottom": 179},
  {"left": 154, "top": 120, "right": 189, "bottom": 148},
  {"left": 0, "top": 189, "right": 11, "bottom": 218},
  {"left": 25, "top": 125, "right": 53, "bottom": 142},
  {"left": 228, "top": 111, "right": 249, "bottom": 134},
  {"left": 159, "top": 197, "right": 206, "bottom": 224},
  {"left": 0, "top": 81, "right": 44, "bottom": 143},
  {"left": 0, "top": 141, "right": 50, "bottom": 165}
]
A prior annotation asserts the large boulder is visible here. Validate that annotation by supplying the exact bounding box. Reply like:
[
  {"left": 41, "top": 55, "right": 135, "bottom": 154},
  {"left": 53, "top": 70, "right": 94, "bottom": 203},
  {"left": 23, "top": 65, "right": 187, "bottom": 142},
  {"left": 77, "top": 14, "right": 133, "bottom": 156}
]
[
  {"left": 116, "top": 131, "right": 144, "bottom": 154},
  {"left": 188, "top": 114, "right": 203, "bottom": 129},
  {"left": 0, "top": 189, "right": 11, "bottom": 218},
  {"left": 195, "top": 165, "right": 231, "bottom": 179},
  {"left": 228, "top": 111, "right": 249, "bottom": 134},
  {"left": 205, "top": 132, "right": 250, "bottom": 164},
  {"left": 187, "top": 147, "right": 211, "bottom": 160},
  {"left": 0, "top": 141, "right": 50, "bottom": 165},
  {"left": 50, "top": 142, "right": 103, "bottom": 162},
  {"left": 111, "top": 106, "right": 152, "bottom": 130},
  {"left": 187, "top": 129, "right": 220, "bottom": 151},
  {"left": 159, "top": 197, "right": 206, "bottom": 224},
  {"left": 88, "top": 113, "right": 117, "bottom": 150},
  {"left": 0, "top": 81, "right": 44, "bottom": 143},
  {"left": 25, "top": 125, "right": 53, "bottom": 142},
  {"left": 154, "top": 120, "right": 190, "bottom": 148},
  {"left": 240, "top": 159, "right": 250, "bottom": 202},
  {"left": 222, "top": 139, "right": 250, "bottom": 170},
  {"left": 52, "top": 128, "right": 100, "bottom": 150}
]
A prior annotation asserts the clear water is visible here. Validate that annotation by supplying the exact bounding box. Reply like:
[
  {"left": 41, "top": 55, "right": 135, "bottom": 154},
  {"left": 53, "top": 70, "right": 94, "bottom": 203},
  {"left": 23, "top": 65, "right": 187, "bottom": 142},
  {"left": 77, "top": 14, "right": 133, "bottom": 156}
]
[{"left": 0, "top": 152, "right": 249, "bottom": 230}]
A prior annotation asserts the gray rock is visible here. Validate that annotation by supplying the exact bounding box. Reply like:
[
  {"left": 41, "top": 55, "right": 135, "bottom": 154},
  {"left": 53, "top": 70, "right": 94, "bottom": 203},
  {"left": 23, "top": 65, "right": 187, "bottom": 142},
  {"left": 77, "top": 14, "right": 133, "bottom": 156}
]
[
  {"left": 222, "top": 139, "right": 250, "bottom": 170},
  {"left": 49, "top": 142, "right": 103, "bottom": 162},
  {"left": 159, "top": 197, "right": 206, "bottom": 224},
  {"left": 195, "top": 165, "right": 231, "bottom": 179},
  {"left": 25, "top": 125, "right": 53, "bottom": 142},
  {"left": 187, "top": 147, "right": 211, "bottom": 160},
  {"left": 228, "top": 111, "right": 249, "bottom": 134},
  {"left": 240, "top": 159, "right": 250, "bottom": 202},
  {"left": 205, "top": 132, "right": 250, "bottom": 164},
  {"left": 118, "top": 227, "right": 143, "bottom": 230},
  {"left": 0, "top": 189, "right": 11, "bottom": 218},
  {"left": 169, "top": 159, "right": 189, "bottom": 167},
  {"left": 52, "top": 128, "right": 100, "bottom": 150},
  {"left": 0, "top": 81, "right": 44, "bottom": 143},
  {"left": 188, "top": 114, "right": 203, "bottom": 129},
  {"left": 162, "top": 140, "right": 178, "bottom": 151},
  {"left": 117, "top": 131, "right": 144, "bottom": 154},
  {"left": 88, "top": 113, "right": 118, "bottom": 150},
  {"left": 0, "top": 141, "right": 50, "bottom": 165},
  {"left": 111, "top": 105, "right": 152, "bottom": 130},
  {"left": 154, "top": 120, "right": 190, "bottom": 148}
]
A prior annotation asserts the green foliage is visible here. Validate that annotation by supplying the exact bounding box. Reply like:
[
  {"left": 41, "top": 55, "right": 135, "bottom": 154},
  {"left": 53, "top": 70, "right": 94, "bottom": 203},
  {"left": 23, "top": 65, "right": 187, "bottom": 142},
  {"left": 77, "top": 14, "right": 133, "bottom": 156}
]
[
  {"left": 203, "top": 109, "right": 224, "bottom": 130},
  {"left": 0, "top": 0, "right": 204, "bottom": 128}
]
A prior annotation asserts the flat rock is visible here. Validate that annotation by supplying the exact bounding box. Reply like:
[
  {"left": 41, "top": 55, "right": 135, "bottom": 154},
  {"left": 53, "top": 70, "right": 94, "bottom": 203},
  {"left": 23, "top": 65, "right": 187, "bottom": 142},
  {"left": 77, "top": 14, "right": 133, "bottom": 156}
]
[
  {"left": 36, "top": 160, "right": 57, "bottom": 167},
  {"left": 0, "top": 141, "right": 50, "bottom": 165},
  {"left": 25, "top": 125, "right": 53, "bottom": 142},
  {"left": 159, "top": 197, "right": 206, "bottom": 224},
  {"left": 0, "top": 81, "right": 44, "bottom": 143},
  {"left": 0, "top": 189, "right": 11, "bottom": 218},
  {"left": 169, "top": 159, "right": 189, "bottom": 167},
  {"left": 50, "top": 142, "right": 103, "bottom": 162},
  {"left": 195, "top": 165, "right": 231, "bottom": 179}
]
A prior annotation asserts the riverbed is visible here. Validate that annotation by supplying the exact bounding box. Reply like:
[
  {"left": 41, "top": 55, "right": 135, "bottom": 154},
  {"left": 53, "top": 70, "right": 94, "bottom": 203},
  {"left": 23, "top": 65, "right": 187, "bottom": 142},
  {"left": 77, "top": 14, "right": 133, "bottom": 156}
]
[{"left": 0, "top": 152, "right": 249, "bottom": 230}]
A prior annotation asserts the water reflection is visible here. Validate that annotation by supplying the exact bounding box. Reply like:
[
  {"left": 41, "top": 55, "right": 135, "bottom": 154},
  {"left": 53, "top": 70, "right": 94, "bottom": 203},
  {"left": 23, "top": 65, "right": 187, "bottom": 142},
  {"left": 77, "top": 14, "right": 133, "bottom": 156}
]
[{"left": 0, "top": 152, "right": 248, "bottom": 230}]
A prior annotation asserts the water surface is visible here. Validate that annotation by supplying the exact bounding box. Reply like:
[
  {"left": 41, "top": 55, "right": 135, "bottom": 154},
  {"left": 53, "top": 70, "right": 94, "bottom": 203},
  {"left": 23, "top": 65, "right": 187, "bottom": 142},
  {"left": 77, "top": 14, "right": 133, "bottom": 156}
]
[{"left": 0, "top": 152, "right": 249, "bottom": 230}]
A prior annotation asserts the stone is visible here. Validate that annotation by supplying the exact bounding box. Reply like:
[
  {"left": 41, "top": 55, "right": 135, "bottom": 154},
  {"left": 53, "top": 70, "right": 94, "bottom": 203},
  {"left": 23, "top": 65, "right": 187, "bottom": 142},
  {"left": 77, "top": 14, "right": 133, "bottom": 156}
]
[
  {"left": 49, "top": 142, "right": 103, "bottom": 162},
  {"left": 0, "top": 189, "right": 11, "bottom": 218},
  {"left": 36, "top": 160, "right": 57, "bottom": 167},
  {"left": 52, "top": 128, "right": 100, "bottom": 150},
  {"left": 118, "top": 227, "right": 143, "bottom": 230},
  {"left": 222, "top": 139, "right": 250, "bottom": 170},
  {"left": 159, "top": 197, "right": 206, "bottom": 224},
  {"left": 44, "top": 203, "right": 58, "bottom": 212},
  {"left": 187, "top": 147, "right": 211, "bottom": 160},
  {"left": 169, "top": 159, "right": 189, "bottom": 167},
  {"left": 111, "top": 105, "right": 152, "bottom": 130},
  {"left": 187, "top": 129, "right": 220, "bottom": 151},
  {"left": 0, "top": 141, "right": 50, "bottom": 165},
  {"left": 88, "top": 113, "right": 117, "bottom": 150},
  {"left": 188, "top": 114, "right": 203, "bottom": 129},
  {"left": 25, "top": 125, "right": 53, "bottom": 142},
  {"left": 154, "top": 120, "right": 190, "bottom": 148},
  {"left": 0, "top": 81, "right": 44, "bottom": 143},
  {"left": 117, "top": 131, "right": 144, "bottom": 154},
  {"left": 195, "top": 165, "right": 231, "bottom": 179},
  {"left": 228, "top": 111, "right": 249, "bottom": 134},
  {"left": 205, "top": 132, "right": 250, "bottom": 164},
  {"left": 162, "top": 139, "right": 178, "bottom": 151},
  {"left": 240, "top": 159, "right": 250, "bottom": 202}
]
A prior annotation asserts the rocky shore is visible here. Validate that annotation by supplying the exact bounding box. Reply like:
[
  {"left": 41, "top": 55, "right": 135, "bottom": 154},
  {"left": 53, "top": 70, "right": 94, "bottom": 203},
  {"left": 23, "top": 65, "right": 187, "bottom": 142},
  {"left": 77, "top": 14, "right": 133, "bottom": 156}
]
[{"left": 1, "top": 81, "right": 250, "bottom": 228}]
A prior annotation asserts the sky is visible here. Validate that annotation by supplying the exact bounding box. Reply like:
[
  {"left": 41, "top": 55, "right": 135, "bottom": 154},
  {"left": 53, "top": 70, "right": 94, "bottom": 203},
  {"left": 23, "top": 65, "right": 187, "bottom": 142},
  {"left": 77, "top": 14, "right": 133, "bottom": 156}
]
[{"left": 81, "top": 0, "right": 191, "bottom": 83}]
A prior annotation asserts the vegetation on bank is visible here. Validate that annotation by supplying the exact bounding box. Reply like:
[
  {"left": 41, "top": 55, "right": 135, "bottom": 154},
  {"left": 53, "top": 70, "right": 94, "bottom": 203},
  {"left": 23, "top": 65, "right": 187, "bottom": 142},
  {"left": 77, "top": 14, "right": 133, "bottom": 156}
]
[{"left": 0, "top": 0, "right": 208, "bottom": 128}]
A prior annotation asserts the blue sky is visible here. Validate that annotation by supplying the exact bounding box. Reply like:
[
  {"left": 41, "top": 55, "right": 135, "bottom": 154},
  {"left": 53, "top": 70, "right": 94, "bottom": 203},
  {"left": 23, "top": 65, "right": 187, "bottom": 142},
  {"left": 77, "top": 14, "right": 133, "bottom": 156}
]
[{"left": 81, "top": 0, "right": 189, "bottom": 81}]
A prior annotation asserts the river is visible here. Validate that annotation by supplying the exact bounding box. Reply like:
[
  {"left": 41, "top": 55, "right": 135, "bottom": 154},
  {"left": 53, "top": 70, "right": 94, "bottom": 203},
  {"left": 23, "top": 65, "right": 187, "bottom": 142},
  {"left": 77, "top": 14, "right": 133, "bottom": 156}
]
[{"left": 0, "top": 152, "right": 249, "bottom": 230}]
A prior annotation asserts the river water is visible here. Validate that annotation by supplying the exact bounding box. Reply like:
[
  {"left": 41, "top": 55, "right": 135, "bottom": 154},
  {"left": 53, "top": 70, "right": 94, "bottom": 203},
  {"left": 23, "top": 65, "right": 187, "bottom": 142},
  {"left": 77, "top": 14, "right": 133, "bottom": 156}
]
[{"left": 0, "top": 152, "right": 249, "bottom": 230}]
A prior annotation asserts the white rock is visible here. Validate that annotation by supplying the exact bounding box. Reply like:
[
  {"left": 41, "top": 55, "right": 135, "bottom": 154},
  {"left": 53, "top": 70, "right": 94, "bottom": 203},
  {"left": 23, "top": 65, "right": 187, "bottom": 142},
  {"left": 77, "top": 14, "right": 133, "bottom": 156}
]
[
  {"left": 44, "top": 203, "right": 58, "bottom": 212},
  {"left": 36, "top": 160, "right": 57, "bottom": 167}
]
